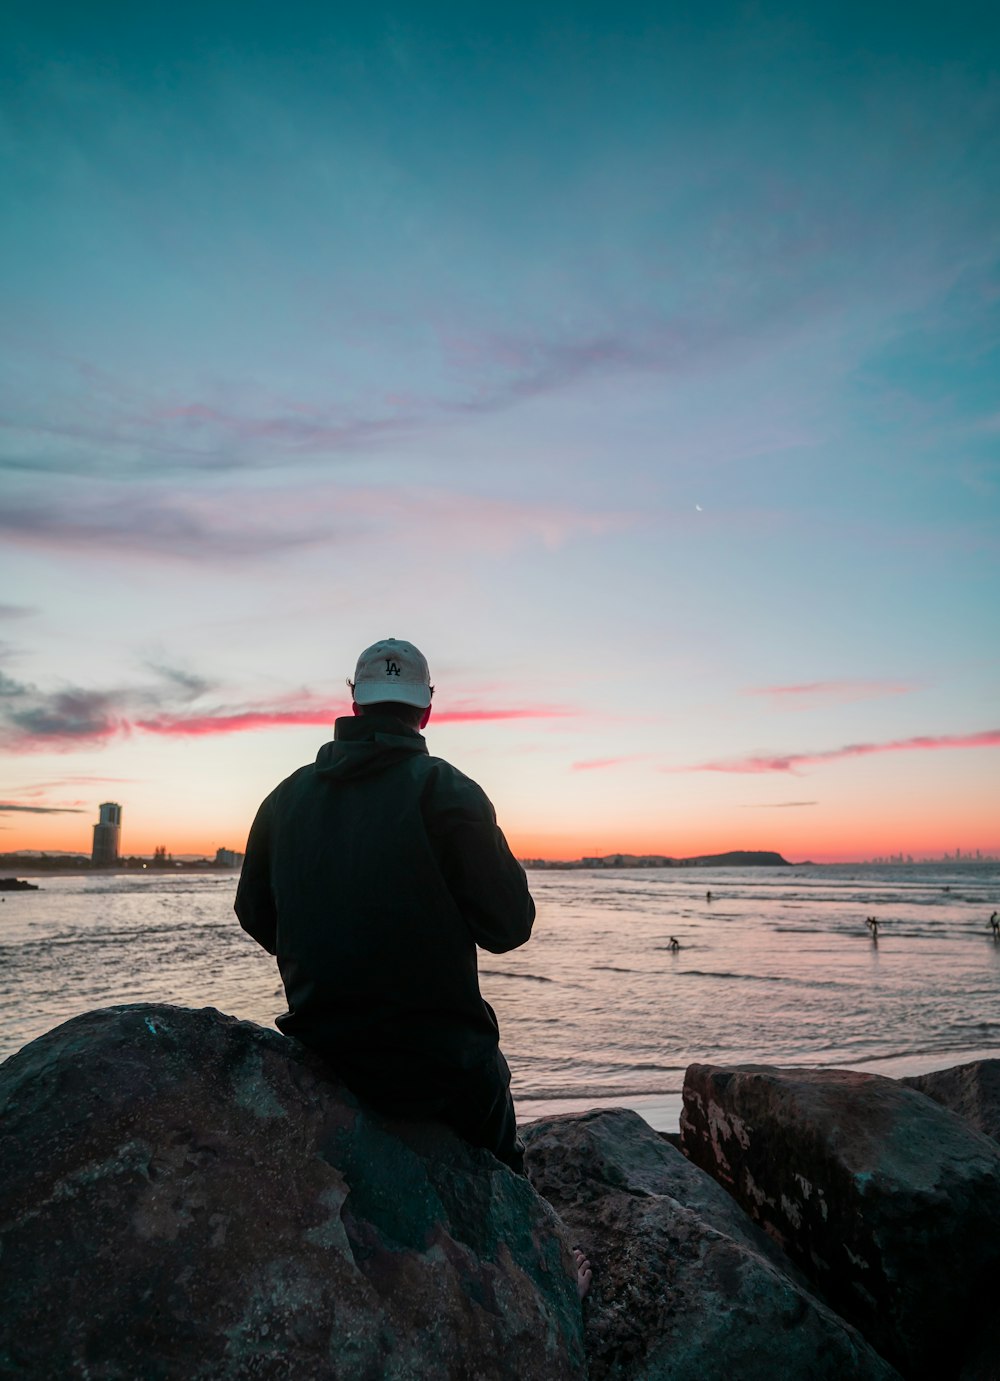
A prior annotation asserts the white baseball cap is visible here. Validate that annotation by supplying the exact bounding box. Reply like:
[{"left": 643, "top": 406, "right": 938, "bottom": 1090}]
[{"left": 350, "top": 638, "right": 433, "bottom": 709}]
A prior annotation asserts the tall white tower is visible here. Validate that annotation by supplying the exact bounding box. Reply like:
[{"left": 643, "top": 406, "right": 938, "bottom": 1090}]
[{"left": 92, "top": 802, "right": 122, "bottom": 867}]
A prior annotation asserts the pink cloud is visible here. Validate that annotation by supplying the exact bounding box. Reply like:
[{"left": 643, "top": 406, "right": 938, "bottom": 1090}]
[
  {"left": 572, "top": 755, "right": 647, "bottom": 771},
  {"left": 2, "top": 481, "right": 632, "bottom": 565},
  {"left": 2, "top": 776, "right": 133, "bottom": 792},
  {"left": 434, "top": 705, "right": 576, "bottom": 724},
  {"left": 136, "top": 708, "right": 343, "bottom": 737},
  {"left": 136, "top": 701, "right": 576, "bottom": 738},
  {"left": 120, "top": 329, "right": 642, "bottom": 463},
  {"left": 745, "top": 680, "right": 916, "bottom": 707},
  {"left": 148, "top": 402, "right": 416, "bottom": 452},
  {"left": 1, "top": 664, "right": 578, "bottom": 752},
  {"left": 333, "top": 487, "right": 630, "bottom": 555},
  {"left": 681, "top": 729, "right": 1000, "bottom": 775}
]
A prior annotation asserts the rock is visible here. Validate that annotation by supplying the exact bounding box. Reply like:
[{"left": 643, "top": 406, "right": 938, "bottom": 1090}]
[
  {"left": 680, "top": 1063, "right": 1000, "bottom": 1380},
  {"left": 523, "top": 1107, "right": 900, "bottom": 1381},
  {"left": 0, "top": 1004, "right": 584, "bottom": 1380},
  {"left": 959, "top": 1315, "right": 1000, "bottom": 1381},
  {"left": 902, "top": 1059, "right": 1000, "bottom": 1144}
]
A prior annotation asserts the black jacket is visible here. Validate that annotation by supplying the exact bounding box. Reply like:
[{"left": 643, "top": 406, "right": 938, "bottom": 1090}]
[{"left": 235, "top": 714, "right": 534, "bottom": 1100}]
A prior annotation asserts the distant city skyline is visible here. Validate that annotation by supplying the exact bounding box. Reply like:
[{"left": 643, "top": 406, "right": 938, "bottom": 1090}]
[
  {"left": 3, "top": 819, "right": 996, "bottom": 871},
  {"left": 1, "top": 3, "right": 997, "bottom": 863}
]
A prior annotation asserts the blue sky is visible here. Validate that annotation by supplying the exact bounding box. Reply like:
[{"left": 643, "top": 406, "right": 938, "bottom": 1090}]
[{"left": 2, "top": 1, "right": 998, "bottom": 860}]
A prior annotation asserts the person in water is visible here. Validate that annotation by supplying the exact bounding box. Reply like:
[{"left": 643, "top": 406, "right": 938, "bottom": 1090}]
[{"left": 235, "top": 637, "right": 591, "bottom": 1295}]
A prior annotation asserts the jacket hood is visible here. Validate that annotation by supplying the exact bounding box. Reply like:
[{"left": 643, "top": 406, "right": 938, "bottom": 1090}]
[{"left": 315, "top": 714, "right": 428, "bottom": 782}]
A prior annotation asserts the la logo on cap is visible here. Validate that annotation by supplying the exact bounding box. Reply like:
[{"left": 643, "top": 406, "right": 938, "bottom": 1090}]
[{"left": 352, "top": 638, "right": 433, "bottom": 709}]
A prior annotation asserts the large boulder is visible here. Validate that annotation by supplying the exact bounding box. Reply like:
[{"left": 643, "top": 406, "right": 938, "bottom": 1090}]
[
  {"left": 523, "top": 1107, "right": 899, "bottom": 1381},
  {"left": 902, "top": 1059, "right": 1000, "bottom": 1144},
  {"left": 680, "top": 1063, "right": 1000, "bottom": 1380},
  {"left": 0, "top": 1004, "right": 585, "bottom": 1380}
]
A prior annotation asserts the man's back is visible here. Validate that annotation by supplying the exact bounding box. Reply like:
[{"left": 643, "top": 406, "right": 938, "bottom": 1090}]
[{"left": 235, "top": 711, "right": 534, "bottom": 1106}]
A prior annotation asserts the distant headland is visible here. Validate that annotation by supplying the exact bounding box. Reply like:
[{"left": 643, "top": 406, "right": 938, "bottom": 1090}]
[{"left": 521, "top": 850, "right": 791, "bottom": 869}]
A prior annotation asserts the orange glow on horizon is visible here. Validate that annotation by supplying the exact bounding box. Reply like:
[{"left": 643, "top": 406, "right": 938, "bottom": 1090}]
[
  {"left": 507, "top": 833, "right": 1000, "bottom": 865},
  {"left": 3, "top": 801, "right": 998, "bottom": 867}
]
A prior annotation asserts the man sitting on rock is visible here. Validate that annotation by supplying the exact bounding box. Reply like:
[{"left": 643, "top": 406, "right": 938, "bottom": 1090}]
[{"left": 235, "top": 637, "right": 537, "bottom": 1177}]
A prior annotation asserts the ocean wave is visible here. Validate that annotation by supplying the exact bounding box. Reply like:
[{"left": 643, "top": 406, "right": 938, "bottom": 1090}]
[
  {"left": 5, "top": 922, "right": 240, "bottom": 952},
  {"left": 680, "top": 968, "right": 768, "bottom": 981},
  {"left": 483, "top": 970, "right": 554, "bottom": 984},
  {"left": 679, "top": 968, "right": 849, "bottom": 989},
  {"left": 38, "top": 881, "right": 235, "bottom": 897},
  {"left": 823, "top": 1040, "right": 1000, "bottom": 1069},
  {"left": 515, "top": 1081, "right": 684, "bottom": 1102}
]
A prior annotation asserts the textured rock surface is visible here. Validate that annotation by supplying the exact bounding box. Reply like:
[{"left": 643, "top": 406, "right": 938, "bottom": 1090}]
[
  {"left": 902, "top": 1059, "right": 1000, "bottom": 1144},
  {"left": 0, "top": 1004, "right": 584, "bottom": 1380},
  {"left": 959, "top": 1316, "right": 1000, "bottom": 1381},
  {"left": 523, "top": 1107, "right": 899, "bottom": 1381},
  {"left": 681, "top": 1063, "right": 1000, "bottom": 1380}
]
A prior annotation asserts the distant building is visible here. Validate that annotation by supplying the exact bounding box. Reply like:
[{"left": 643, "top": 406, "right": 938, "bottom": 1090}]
[
  {"left": 215, "top": 847, "right": 244, "bottom": 868},
  {"left": 92, "top": 802, "right": 122, "bottom": 867}
]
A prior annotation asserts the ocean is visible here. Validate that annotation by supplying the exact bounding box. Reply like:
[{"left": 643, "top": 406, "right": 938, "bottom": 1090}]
[{"left": 2, "top": 864, "right": 999, "bottom": 1131}]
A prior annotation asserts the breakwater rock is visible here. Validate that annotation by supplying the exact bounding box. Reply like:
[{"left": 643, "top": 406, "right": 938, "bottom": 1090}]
[
  {"left": 522, "top": 1107, "right": 897, "bottom": 1380},
  {"left": 680, "top": 1063, "right": 1000, "bottom": 1381},
  {"left": 0, "top": 1004, "right": 584, "bottom": 1380},
  {"left": 902, "top": 1057, "right": 1000, "bottom": 1145},
  {"left": 3, "top": 1008, "right": 998, "bottom": 1381}
]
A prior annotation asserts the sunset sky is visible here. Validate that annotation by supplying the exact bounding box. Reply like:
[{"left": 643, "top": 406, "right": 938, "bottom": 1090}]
[{"left": 2, "top": 2, "right": 998, "bottom": 863}]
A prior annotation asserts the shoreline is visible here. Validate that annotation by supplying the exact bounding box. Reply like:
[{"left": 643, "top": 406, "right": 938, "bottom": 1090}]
[
  {"left": 0, "top": 868, "right": 242, "bottom": 881},
  {"left": 5, "top": 858, "right": 1000, "bottom": 880},
  {"left": 516, "top": 1044, "right": 1000, "bottom": 1133}
]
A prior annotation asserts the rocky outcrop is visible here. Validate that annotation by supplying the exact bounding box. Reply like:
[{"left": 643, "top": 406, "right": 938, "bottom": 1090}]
[
  {"left": 902, "top": 1058, "right": 1000, "bottom": 1144},
  {"left": 0, "top": 1004, "right": 584, "bottom": 1380},
  {"left": 7, "top": 1005, "right": 998, "bottom": 1381},
  {"left": 523, "top": 1107, "right": 899, "bottom": 1380},
  {"left": 680, "top": 1063, "right": 1000, "bottom": 1380}
]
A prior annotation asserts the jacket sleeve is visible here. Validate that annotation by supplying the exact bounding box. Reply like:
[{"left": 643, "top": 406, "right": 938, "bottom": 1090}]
[
  {"left": 234, "top": 793, "right": 278, "bottom": 955},
  {"left": 425, "top": 768, "right": 535, "bottom": 954}
]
